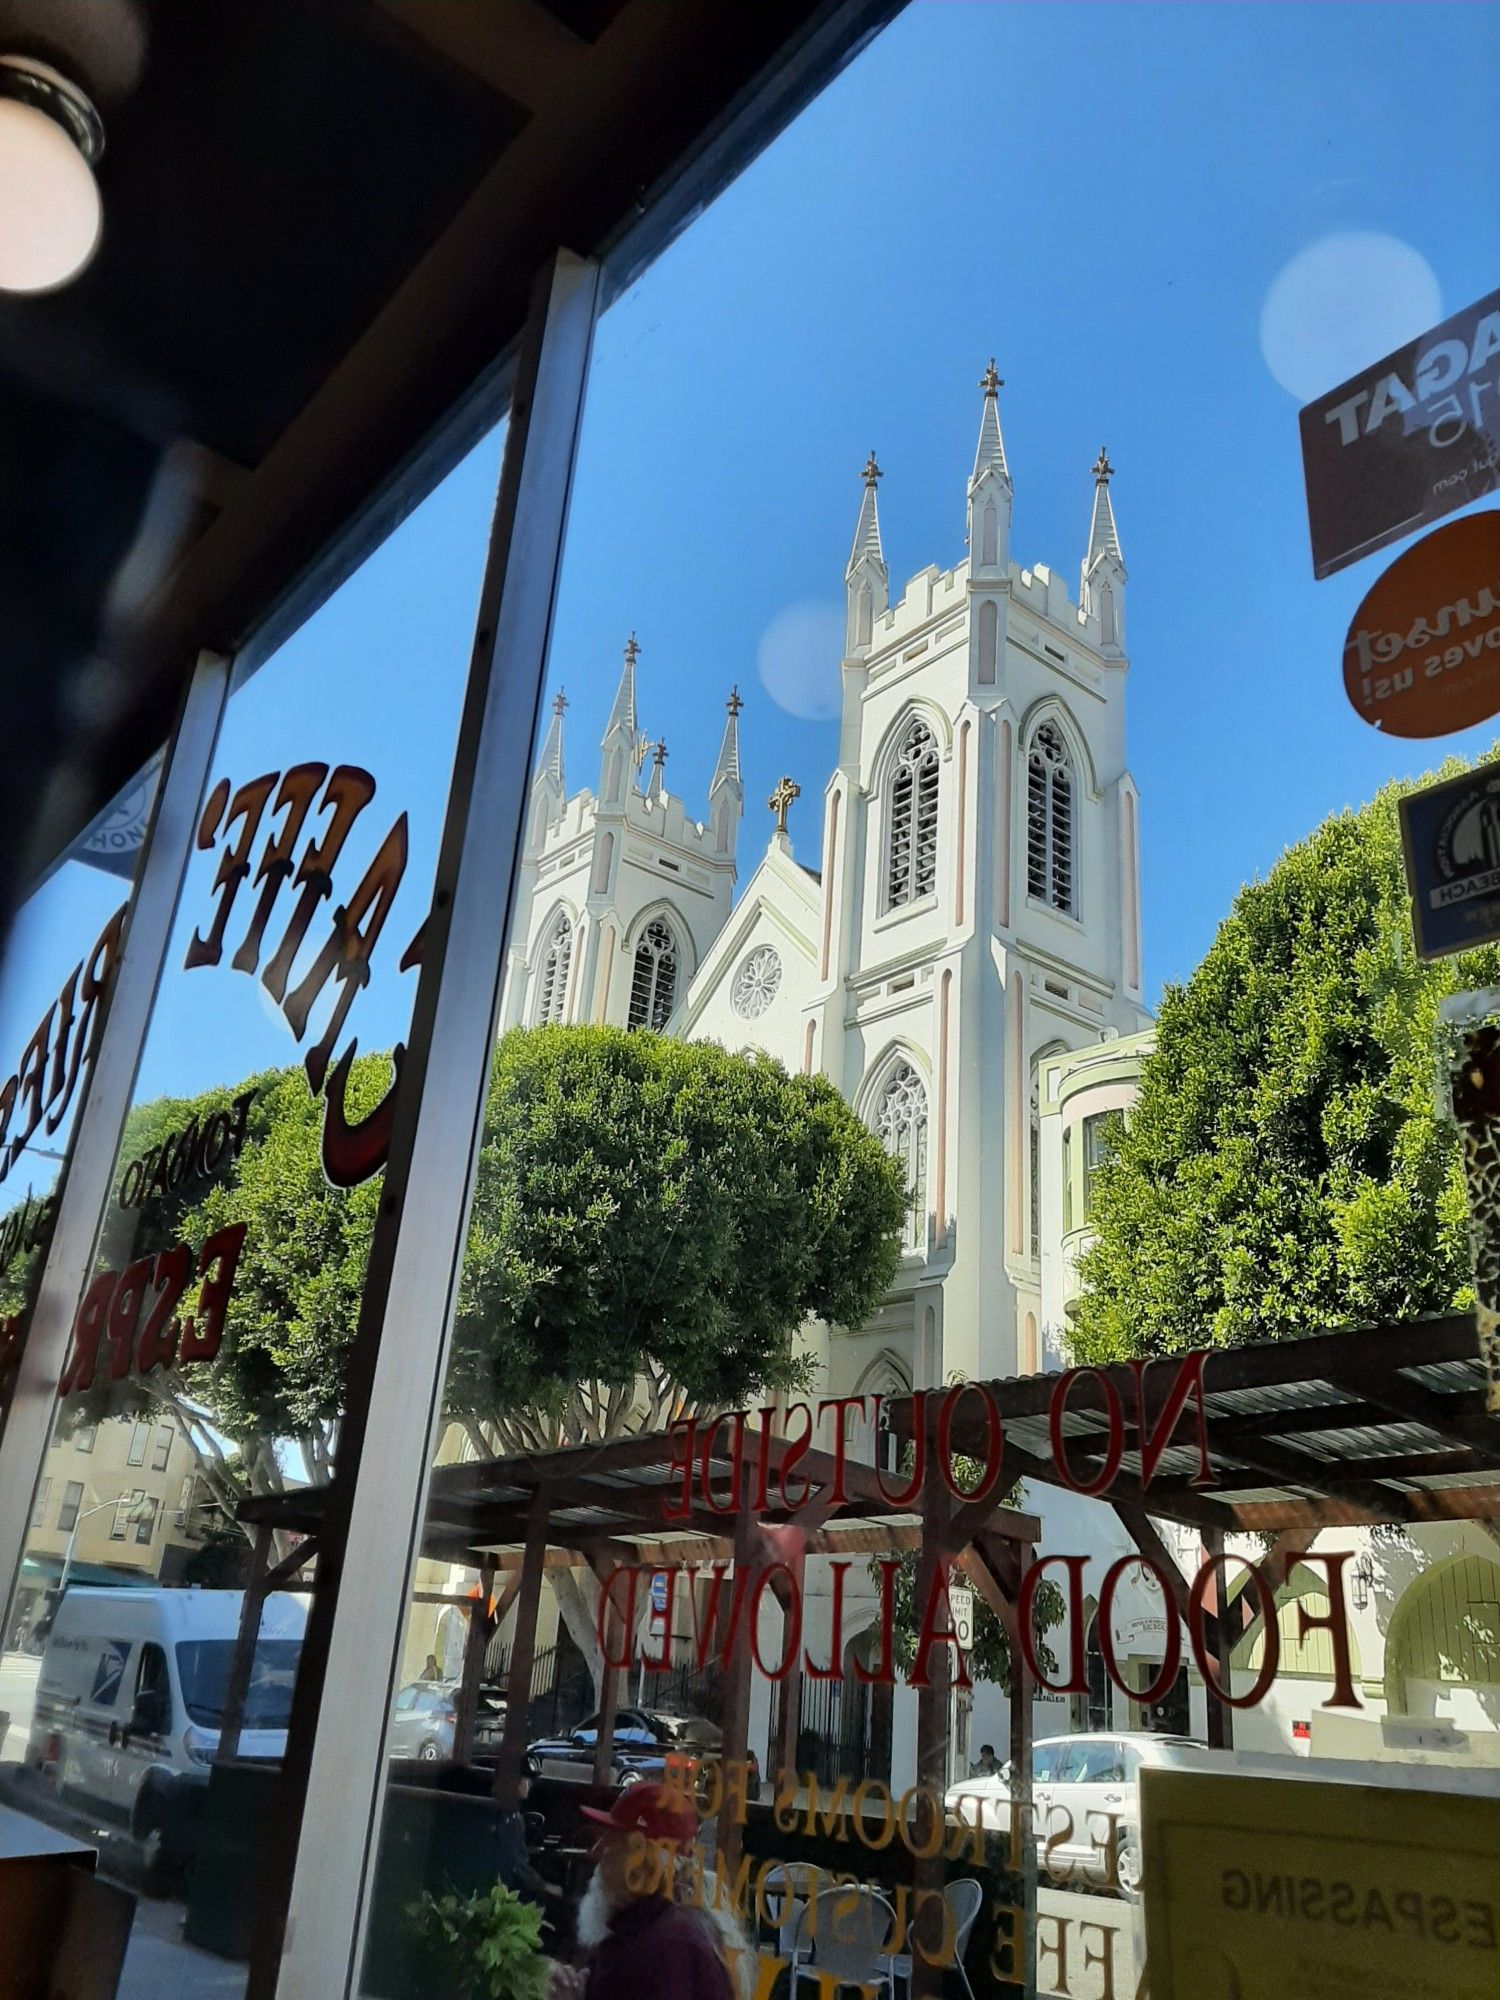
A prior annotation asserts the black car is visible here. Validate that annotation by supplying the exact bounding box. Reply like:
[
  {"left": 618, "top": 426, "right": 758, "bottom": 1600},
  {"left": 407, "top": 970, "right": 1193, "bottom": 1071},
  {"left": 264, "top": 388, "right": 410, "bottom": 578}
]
[{"left": 527, "top": 1707, "right": 759, "bottom": 1795}]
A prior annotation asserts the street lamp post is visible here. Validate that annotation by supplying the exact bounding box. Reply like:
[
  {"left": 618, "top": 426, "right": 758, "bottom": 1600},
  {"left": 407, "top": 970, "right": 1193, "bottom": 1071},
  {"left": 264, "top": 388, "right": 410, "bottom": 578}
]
[{"left": 57, "top": 1493, "right": 151, "bottom": 1598}]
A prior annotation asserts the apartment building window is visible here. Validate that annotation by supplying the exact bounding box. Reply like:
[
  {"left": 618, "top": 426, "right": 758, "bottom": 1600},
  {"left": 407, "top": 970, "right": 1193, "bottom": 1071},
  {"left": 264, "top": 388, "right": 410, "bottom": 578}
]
[
  {"left": 31, "top": 1476, "right": 51, "bottom": 1527},
  {"left": 74, "top": 1423, "right": 96, "bottom": 1454},
  {"left": 111, "top": 1489, "right": 145, "bottom": 1540},
  {"left": 127, "top": 1422, "right": 149, "bottom": 1466},
  {"left": 152, "top": 1426, "right": 173, "bottom": 1472},
  {"left": 134, "top": 1498, "right": 159, "bottom": 1547},
  {"left": 58, "top": 1482, "right": 84, "bottom": 1533}
]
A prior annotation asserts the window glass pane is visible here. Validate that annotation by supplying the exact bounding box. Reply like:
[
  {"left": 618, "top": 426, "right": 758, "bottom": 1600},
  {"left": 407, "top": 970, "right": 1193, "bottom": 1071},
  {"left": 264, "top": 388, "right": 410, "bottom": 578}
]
[
  {"left": 0, "top": 420, "right": 502, "bottom": 1996},
  {"left": 284, "top": 6, "right": 1500, "bottom": 1997}
]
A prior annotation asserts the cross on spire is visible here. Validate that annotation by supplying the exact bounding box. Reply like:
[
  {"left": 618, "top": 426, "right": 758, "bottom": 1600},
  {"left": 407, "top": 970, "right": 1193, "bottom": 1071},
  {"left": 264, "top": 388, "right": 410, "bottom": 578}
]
[
  {"left": 726, "top": 685, "right": 743, "bottom": 718},
  {"left": 980, "top": 357, "right": 1003, "bottom": 397},
  {"left": 768, "top": 775, "right": 801, "bottom": 835},
  {"left": 624, "top": 632, "right": 640, "bottom": 666},
  {"left": 652, "top": 737, "right": 668, "bottom": 768},
  {"left": 552, "top": 688, "right": 569, "bottom": 717},
  {"left": 1092, "top": 446, "right": 1114, "bottom": 484},
  {"left": 862, "top": 450, "right": 883, "bottom": 486}
]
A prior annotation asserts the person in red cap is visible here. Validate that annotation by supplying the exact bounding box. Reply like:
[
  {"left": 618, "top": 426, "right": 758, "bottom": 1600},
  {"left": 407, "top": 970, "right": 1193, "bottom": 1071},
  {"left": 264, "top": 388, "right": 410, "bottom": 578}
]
[{"left": 547, "top": 1782, "right": 736, "bottom": 2000}]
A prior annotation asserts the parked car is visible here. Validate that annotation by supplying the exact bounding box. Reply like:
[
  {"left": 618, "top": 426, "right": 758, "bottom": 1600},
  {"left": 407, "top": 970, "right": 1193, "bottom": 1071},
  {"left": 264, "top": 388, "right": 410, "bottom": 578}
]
[
  {"left": 26, "top": 1586, "right": 307, "bottom": 1887},
  {"left": 944, "top": 1730, "right": 1207, "bottom": 1898},
  {"left": 528, "top": 1706, "right": 759, "bottom": 1796},
  {"left": 387, "top": 1681, "right": 506, "bottom": 1764}
]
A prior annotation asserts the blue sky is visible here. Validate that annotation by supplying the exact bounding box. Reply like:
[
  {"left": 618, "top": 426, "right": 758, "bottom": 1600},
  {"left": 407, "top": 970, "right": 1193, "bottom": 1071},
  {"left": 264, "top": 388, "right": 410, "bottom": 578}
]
[{"left": 2, "top": 0, "right": 1498, "bottom": 1160}]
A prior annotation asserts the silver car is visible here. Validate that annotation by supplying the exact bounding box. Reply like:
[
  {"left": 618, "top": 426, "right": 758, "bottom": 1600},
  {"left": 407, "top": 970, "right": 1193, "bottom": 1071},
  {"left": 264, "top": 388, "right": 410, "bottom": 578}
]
[
  {"left": 388, "top": 1682, "right": 460, "bottom": 1763},
  {"left": 945, "top": 1730, "right": 1206, "bottom": 1898}
]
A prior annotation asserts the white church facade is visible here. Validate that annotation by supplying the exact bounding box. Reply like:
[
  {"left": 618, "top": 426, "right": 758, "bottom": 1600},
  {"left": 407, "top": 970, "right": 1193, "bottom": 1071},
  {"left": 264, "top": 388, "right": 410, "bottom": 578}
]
[{"left": 508, "top": 365, "right": 1147, "bottom": 1408}]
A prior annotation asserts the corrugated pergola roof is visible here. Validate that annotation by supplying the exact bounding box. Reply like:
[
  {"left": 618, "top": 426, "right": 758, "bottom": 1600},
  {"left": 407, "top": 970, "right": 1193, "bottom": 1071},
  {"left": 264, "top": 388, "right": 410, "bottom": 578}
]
[{"left": 889, "top": 1313, "right": 1500, "bottom": 1535}]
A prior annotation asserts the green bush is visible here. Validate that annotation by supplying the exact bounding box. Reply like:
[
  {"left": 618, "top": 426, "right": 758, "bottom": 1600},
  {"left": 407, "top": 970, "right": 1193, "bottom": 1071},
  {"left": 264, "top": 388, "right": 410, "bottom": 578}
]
[{"left": 408, "top": 1883, "right": 550, "bottom": 2000}]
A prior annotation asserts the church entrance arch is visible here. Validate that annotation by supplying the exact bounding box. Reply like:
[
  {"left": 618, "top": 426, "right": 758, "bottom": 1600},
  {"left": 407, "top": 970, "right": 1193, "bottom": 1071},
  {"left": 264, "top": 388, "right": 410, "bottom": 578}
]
[{"left": 1385, "top": 1553, "right": 1500, "bottom": 1727}]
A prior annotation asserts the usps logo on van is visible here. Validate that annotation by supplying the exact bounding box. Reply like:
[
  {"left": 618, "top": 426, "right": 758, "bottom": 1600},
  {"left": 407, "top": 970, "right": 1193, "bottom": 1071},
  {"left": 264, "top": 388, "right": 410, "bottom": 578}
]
[{"left": 90, "top": 1640, "right": 130, "bottom": 1706}]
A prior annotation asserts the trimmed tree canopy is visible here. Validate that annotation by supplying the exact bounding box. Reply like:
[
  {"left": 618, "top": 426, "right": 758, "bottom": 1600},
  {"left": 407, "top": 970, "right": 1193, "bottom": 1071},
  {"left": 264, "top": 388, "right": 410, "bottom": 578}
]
[
  {"left": 41, "top": 1025, "right": 908, "bottom": 1512},
  {"left": 1071, "top": 760, "right": 1500, "bottom": 1364},
  {"left": 449, "top": 1025, "right": 909, "bottom": 1438}
]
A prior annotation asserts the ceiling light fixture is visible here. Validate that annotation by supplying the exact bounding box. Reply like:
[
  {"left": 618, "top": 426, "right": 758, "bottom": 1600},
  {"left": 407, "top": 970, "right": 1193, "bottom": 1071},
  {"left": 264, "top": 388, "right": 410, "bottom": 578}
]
[{"left": 0, "top": 54, "right": 103, "bottom": 294}]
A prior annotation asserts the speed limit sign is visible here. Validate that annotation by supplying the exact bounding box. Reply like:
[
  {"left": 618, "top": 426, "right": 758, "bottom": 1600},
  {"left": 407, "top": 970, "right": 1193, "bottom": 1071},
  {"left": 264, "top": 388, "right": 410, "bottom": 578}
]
[{"left": 950, "top": 1585, "right": 975, "bottom": 1652}]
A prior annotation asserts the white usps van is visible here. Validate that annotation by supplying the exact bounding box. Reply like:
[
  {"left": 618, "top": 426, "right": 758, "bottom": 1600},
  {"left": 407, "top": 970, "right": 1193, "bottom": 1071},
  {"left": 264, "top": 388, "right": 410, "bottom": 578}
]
[{"left": 27, "top": 1587, "right": 306, "bottom": 1880}]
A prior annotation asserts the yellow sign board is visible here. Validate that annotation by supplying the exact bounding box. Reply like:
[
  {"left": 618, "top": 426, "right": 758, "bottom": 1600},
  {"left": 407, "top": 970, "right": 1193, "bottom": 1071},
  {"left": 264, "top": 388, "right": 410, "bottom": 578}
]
[{"left": 1140, "top": 1768, "right": 1500, "bottom": 2000}]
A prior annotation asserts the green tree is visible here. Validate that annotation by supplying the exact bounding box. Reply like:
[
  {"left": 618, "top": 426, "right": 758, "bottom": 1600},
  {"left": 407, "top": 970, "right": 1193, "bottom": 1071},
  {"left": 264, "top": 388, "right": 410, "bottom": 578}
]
[
  {"left": 31, "top": 1026, "right": 908, "bottom": 1675},
  {"left": 449, "top": 1026, "right": 909, "bottom": 1452},
  {"left": 1071, "top": 759, "right": 1500, "bottom": 1363}
]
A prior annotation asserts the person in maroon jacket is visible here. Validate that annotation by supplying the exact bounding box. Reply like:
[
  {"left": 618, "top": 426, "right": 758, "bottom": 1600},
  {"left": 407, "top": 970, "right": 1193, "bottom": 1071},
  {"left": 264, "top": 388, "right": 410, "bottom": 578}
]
[{"left": 547, "top": 1783, "right": 735, "bottom": 2000}]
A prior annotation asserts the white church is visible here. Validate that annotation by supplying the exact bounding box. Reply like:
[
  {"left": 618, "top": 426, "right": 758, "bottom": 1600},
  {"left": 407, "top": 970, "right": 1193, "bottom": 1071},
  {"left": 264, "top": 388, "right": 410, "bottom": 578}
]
[
  {"left": 485, "top": 367, "right": 1500, "bottom": 1776},
  {"left": 502, "top": 362, "right": 1145, "bottom": 1403}
]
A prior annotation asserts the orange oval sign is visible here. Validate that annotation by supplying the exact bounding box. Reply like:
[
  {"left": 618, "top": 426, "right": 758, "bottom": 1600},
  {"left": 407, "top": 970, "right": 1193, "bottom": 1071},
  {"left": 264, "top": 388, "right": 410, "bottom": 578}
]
[{"left": 1343, "top": 509, "right": 1500, "bottom": 737}]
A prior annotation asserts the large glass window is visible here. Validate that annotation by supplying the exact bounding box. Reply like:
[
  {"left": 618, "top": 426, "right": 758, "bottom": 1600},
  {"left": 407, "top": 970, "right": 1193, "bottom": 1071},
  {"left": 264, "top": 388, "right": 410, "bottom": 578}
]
[{"left": 0, "top": 417, "right": 502, "bottom": 1997}]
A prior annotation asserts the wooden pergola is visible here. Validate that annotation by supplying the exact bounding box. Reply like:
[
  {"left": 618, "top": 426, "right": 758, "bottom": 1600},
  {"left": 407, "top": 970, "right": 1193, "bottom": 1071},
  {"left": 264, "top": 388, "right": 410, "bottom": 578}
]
[{"left": 230, "top": 1312, "right": 1500, "bottom": 2000}]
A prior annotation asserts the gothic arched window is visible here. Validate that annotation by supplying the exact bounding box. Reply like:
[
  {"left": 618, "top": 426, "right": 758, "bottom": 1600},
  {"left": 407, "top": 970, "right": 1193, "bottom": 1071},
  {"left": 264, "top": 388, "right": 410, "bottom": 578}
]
[
  {"left": 628, "top": 917, "right": 678, "bottom": 1030},
  {"left": 886, "top": 720, "right": 940, "bottom": 910},
  {"left": 875, "top": 1059, "right": 929, "bottom": 1250},
  {"left": 535, "top": 911, "right": 573, "bottom": 1023},
  {"left": 1027, "top": 722, "right": 1075, "bottom": 914}
]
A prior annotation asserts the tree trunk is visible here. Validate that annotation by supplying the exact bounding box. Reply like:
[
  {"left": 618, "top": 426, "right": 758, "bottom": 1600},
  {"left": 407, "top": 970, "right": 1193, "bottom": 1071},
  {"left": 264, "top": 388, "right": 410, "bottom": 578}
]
[{"left": 548, "top": 1568, "right": 606, "bottom": 1705}]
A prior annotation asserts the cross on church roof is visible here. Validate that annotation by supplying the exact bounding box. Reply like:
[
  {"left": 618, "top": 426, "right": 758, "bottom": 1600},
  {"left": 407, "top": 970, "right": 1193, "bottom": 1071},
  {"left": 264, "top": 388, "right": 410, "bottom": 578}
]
[
  {"left": 652, "top": 737, "right": 668, "bottom": 767},
  {"left": 552, "top": 688, "right": 568, "bottom": 716},
  {"left": 1092, "top": 446, "right": 1114, "bottom": 484},
  {"left": 624, "top": 632, "right": 640, "bottom": 666},
  {"left": 768, "top": 774, "right": 801, "bottom": 835},
  {"left": 726, "top": 686, "right": 743, "bottom": 718},
  {"left": 862, "top": 451, "right": 882, "bottom": 486},
  {"left": 980, "top": 358, "right": 1003, "bottom": 396}
]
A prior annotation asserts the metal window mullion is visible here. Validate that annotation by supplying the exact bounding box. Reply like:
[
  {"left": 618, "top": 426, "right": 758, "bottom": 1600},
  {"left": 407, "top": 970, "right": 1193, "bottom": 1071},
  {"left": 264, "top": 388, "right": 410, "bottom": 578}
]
[
  {"left": 269, "top": 249, "right": 599, "bottom": 2000},
  {"left": 0, "top": 650, "right": 230, "bottom": 1615}
]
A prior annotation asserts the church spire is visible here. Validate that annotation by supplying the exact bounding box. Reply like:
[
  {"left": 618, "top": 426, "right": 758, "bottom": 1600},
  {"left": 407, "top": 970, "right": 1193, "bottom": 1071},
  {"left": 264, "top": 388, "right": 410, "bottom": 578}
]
[
  {"left": 968, "top": 358, "right": 1012, "bottom": 576},
  {"left": 708, "top": 687, "right": 744, "bottom": 855},
  {"left": 527, "top": 687, "right": 568, "bottom": 851},
  {"left": 600, "top": 633, "right": 643, "bottom": 806},
  {"left": 1085, "top": 447, "right": 1124, "bottom": 568},
  {"left": 970, "top": 358, "right": 1012, "bottom": 492},
  {"left": 1081, "top": 448, "right": 1127, "bottom": 654},
  {"left": 604, "top": 632, "right": 639, "bottom": 740},
  {"left": 845, "top": 452, "right": 889, "bottom": 659},
  {"left": 537, "top": 687, "right": 567, "bottom": 791}
]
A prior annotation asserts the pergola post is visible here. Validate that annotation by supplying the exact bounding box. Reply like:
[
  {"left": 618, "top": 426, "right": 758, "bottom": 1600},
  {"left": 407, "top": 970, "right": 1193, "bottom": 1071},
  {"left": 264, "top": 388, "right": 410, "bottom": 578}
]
[
  {"left": 217, "top": 1525, "right": 274, "bottom": 1765},
  {"left": 910, "top": 1407, "right": 954, "bottom": 2000},
  {"left": 966, "top": 1529, "right": 1034, "bottom": 2000},
  {"left": 453, "top": 1557, "right": 496, "bottom": 1765},
  {"left": 716, "top": 1507, "right": 758, "bottom": 1877},
  {"left": 589, "top": 1552, "right": 624, "bottom": 1788},
  {"left": 493, "top": 1491, "right": 551, "bottom": 1806},
  {"left": 768, "top": 1553, "right": 805, "bottom": 1781},
  {"left": 1201, "top": 1525, "right": 1234, "bottom": 1751}
]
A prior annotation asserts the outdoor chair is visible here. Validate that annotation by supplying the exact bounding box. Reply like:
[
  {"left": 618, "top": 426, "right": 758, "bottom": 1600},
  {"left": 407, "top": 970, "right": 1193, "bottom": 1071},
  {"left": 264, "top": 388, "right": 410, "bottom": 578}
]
[
  {"left": 761, "top": 1861, "right": 820, "bottom": 1959},
  {"left": 792, "top": 1886, "right": 898, "bottom": 1998},
  {"left": 883, "top": 1877, "right": 983, "bottom": 1999}
]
